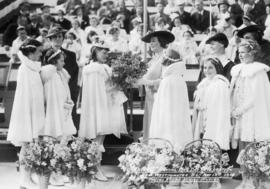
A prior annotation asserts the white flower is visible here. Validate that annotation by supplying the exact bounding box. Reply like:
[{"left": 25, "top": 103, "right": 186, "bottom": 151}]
[{"left": 77, "top": 159, "right": 84, "bottom": 169}]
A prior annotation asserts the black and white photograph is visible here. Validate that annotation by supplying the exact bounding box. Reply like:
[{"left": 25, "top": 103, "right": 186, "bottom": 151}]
[{"left": 1, "top": 0, "right": 270, "bottom": 188}]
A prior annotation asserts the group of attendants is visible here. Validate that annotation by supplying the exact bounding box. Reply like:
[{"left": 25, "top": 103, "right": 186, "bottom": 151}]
[{"left": 4, "top": 0, "right": 270, "bottom": 188}]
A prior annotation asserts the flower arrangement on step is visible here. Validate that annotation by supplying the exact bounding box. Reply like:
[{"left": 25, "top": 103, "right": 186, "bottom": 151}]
[
  {"left": 118, "top": 139, "right": 175, "bottom": 187},
  {"left": 178, "top": 139, "right": 233, "bottom": 177},
  {"left": 108, "top": 51, "right": 148, "bottom": 92},
  {"left": 237, "top": 140, "right": 270, "bottom": 188},
  {"left": 52, "top": 136, "right": 101, "bottom": 184},
  {"left": 21, "top": 136, "right": 56, "bottom": 176}
]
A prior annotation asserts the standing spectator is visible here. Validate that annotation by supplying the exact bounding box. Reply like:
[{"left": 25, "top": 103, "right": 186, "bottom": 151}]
[
  {"left": 203, "top": 33, "right": 235, "bottom": 81},
  {"left": 191, "top": 0, "right": 212, "bottom": 34},
  {"left": 72, "top": 5, "right": 89, "bottom": 30},
  {"left": 45, "top": 26, "right": 79, "bottom": 129},
  {"left": 175, "top": 0, "right": 192, "bottom": 27},
  {"left": 149, "top": 0, "right": 171, "bottom": 31},
  {"left": 55, "top": 9, "right": 72, "bottom": 30}
]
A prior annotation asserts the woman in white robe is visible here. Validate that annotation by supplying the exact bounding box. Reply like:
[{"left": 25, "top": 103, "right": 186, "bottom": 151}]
[
  {"left": 40, "top": 49, "right": 76, "bottom": 138},
  {"left": 138, "top": 31, "right": 175, "bottom": 140},
  {"left": 79, "top": 42, "right": 127, "bottom": 181},
  {"left": 149, "top": 49, "right": 193, "bottom": 152},
  {"left": 7, "top": 39, "right": 44, "bottom": 188},
  {"left": 193, "top": 57, "right": 231, "bottom": 150},
  {"left": 231, "top": 40, "right": 270, "bottom": 189}
]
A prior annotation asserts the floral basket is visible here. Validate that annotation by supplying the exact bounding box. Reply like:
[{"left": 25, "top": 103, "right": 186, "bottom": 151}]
[
  {"left": 118, "top": 138, "right": 175, "bottom": 187},
  {"left": 108, "top": 51, "right": 148, "bottom": 92},
  {"left": 179, "top": 139, "right": 232, "bottom": 177},
  {"left": 21, "top": 136, "right": 57, "bottom": 176},
  {"left": 52, "top": 136, "right": 101, "bottom": 183},
  {"left": 239, "top": 140, "right": 270, "bottom": 186}
]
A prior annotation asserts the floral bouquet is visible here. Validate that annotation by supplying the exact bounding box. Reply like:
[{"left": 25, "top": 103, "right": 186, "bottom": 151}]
[
  {"left": 108, "top": 51, "right": 148, "bottom": 92},
  {"left": 118, "top": 139, "right": 174, "bottom": 187},
  {"left": 52, "top": 136, "right": 101, "bottom": 183},
  {"left": 21, "top": 136, "right": 56, "bottom": 176}
]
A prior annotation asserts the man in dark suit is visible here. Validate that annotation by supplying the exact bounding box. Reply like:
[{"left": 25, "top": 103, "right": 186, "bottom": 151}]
[
  {"left": 175, "top": 0, "right": 191, "bottom": 27},
  {"left": 149, "top": 0, "right": 171, "bottom": 31},
  {"left": 26, "top": 13, "right": 42, "bottom": 38},
  {"left": 191, "top": 0, "right": 211, "bottom": 34},
  {"left": 44, "top": 27, "right": 79, "bottom": 130}
]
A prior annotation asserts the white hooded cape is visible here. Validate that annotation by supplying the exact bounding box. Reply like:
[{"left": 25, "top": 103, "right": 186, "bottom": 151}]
[
  {"left": 194, "top": 75, "right": 231, "bottom": 150},
  {"left": 7, "top": 51, "right": 45, "bottom": 146},
  {"left": 79, "top": 62, "right": 127, "bottom": 139},
  {"left": 40, "top": 65, "right": 76, "bottom": 138},
  {"left": 230, "top": 62, "right": 270, "bottom": 143},
  {"left": 149, "top": 62, "right": 193, "bottom": 152}
]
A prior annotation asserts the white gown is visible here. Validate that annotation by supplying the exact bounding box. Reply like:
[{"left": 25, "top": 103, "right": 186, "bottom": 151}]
[
  {"left": 79, "top": 62, "right": 127, "bottom": 139},
  {"left": 40, "top": 65, "right": 76, "bottom": 138},
  {"left": 194, "top": 75, "right": 231, "bottom": 150},
  {"left": 149, "top": 62, "right": 193, "bottom": 152},
  {"left": 230, "top": 62, "right": 270, "bottom": 143},
  {"left": 7, "top": 51, "right": 45, "bottom": 146}
]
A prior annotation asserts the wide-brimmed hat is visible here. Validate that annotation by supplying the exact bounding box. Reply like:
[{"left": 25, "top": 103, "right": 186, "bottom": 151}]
[
  {"left": 206, "top": 33, "right": 229, "bottom": 48},
  {"left": 141, "top": 31, "right": 175, "bottom": 44},
  {"left": 237, "top": 25, "right": 263, "bottom": 38},
  {"left": 46, "top": 27, "right": 67, "bottom": 38}
]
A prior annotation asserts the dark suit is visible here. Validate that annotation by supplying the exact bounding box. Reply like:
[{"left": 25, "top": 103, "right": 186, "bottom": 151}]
[
  {"left": 26, "top": 23, "right": 41, "bottom": 38},
  {"left": 177, "top": 11, "right": 191, "bottom": 27},
  {"left": 191, "top": 10, "right": 211, "bottom": 33}
]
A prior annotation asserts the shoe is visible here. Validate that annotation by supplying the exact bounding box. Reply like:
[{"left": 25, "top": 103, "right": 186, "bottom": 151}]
[
  {"left": 95, "top": 168, "right": 108, "bottom": 182},
  {"left": 232, "top": 174, "right": 243, "bottom": 180}
]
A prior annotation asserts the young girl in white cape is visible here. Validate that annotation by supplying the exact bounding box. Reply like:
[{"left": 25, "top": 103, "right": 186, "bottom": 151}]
[
  {"left": 40, "top": 49, "right": 77, "bottom": 138},
  {"left": 7, "top": 39, "right": 45, "bottom": 189},
  {"left": 149, "top": 49, "right": 193, "bottom": 153},
  {"left": 192, "top": 57, "right": 231, "bottom": 151},
  {"left": 79, "top": 42, "right": 127, "bottom": 181}
]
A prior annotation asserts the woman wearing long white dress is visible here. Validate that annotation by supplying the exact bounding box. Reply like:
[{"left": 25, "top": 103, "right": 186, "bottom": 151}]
[
  {"left": 231, "top": 40, "right": 270, "bottom": 189},
  {"left": 79, "top": 42, "right": 127, "bottom": 180},
  {"left": 192, "top": 57, "right": 231, "bottom": 150},
  {"left": 138, "top": 31, "right": 175, "bottom": 140},
  {"left": 149, "top": 49, "right": 193, "bottom": 152},
  {"left": 7, "top": 39, "right": 44, "bottom": 189},
  {"left": 40, "top": 49, "right": 76, "bottom": 138}
]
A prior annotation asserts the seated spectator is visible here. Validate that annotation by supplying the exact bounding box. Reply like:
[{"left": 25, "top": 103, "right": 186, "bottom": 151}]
[
  {"left": 130, "top": 17, "right": 142, "bottom": 36},
  {"left": 215, "top": 0, "right": 230, "bottom": 26},
  {"left": 10, "top": 26, "right": 30, "bottom": 62},
  {"left": 174, "top": 0, "right": 191, "bottom": 27},
  {"left": 215, "top": 13, "right": 236, "bottom": 39},
  {"left": 36, "top": 28, "right": 51, "bottom": 50},
  {"left": 150, "top": 0, "right": 171, "bottom": 31},
  {"left": 116, "top": 0, "right": 131, "bottom": 34},
  {"left": 84, "top": 0, "right": 101, "bottom": 15},
  {"left": 55, "top": 9, "right": 72, "bottom": 30},
  {"left": 26, "top": 13, "right": 41, "bottom": 38},
  {"left": 65, "top": 0, "right": 82, "bottom": 15},
  {"left": 98, "top": 0, "right": 118, "bottom": 25},
  {"left": 106, "top": 27, "right": 128, "bottom": 52},
  {"left": 85, "top": 15, "right": 105, "bottom": 38},
  {"left": 41, "top": 14, "right": 55, "bottom": 30},
  {"left": 238, "top": 14, "right": 256, "bottom": 29},
  {"left": 107, "top": 20, "right": 129, "bottom": 41},
  {"left": 249, "top": 0, "right": 266, "bottom": 24},
  {"left": 68, "top": 19, "right": 86, "bottom": 46},
  {"left": 179, "top": 30, "right": 199, "bottom": 65},
  {"left": 230, "top": 0, "right": 244, "bottom": 27},
  {"left": 155, "top": 17, "right": 169, "bottom": 31},
  {"left": 62, "top": 31, "right": 81, "bottom": 62},
  {"left": 227, "top": 29, "right": 241, "bottom": 64},
  {"left": 164, "top": 0, "right": 175, "bottom": 15},
  {"left": 199, "top": 27, "right": 218, "bottom": 58},
  {"left": 191, "top": 0, "right": 212, "bottom": 34},
  {"left": 72, "top": 5, "right": 89, "bottom": 30},
  {"left": 171, "top": 15, "right": 191, "bottom": 42}
]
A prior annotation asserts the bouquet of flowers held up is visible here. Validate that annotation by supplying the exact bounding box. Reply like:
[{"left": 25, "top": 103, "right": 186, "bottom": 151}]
[
  {"left": 52, "top": 136, "right": 101, "bottom": 183},
  {"left": 108, "top": 51, "right": 148, "bottom": 92},
  {"left": 118, "top": 138, "right": 174, "bottom": 187},
  {"left": 21, "top": 136, "right": 56, "bottom": 176}
]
